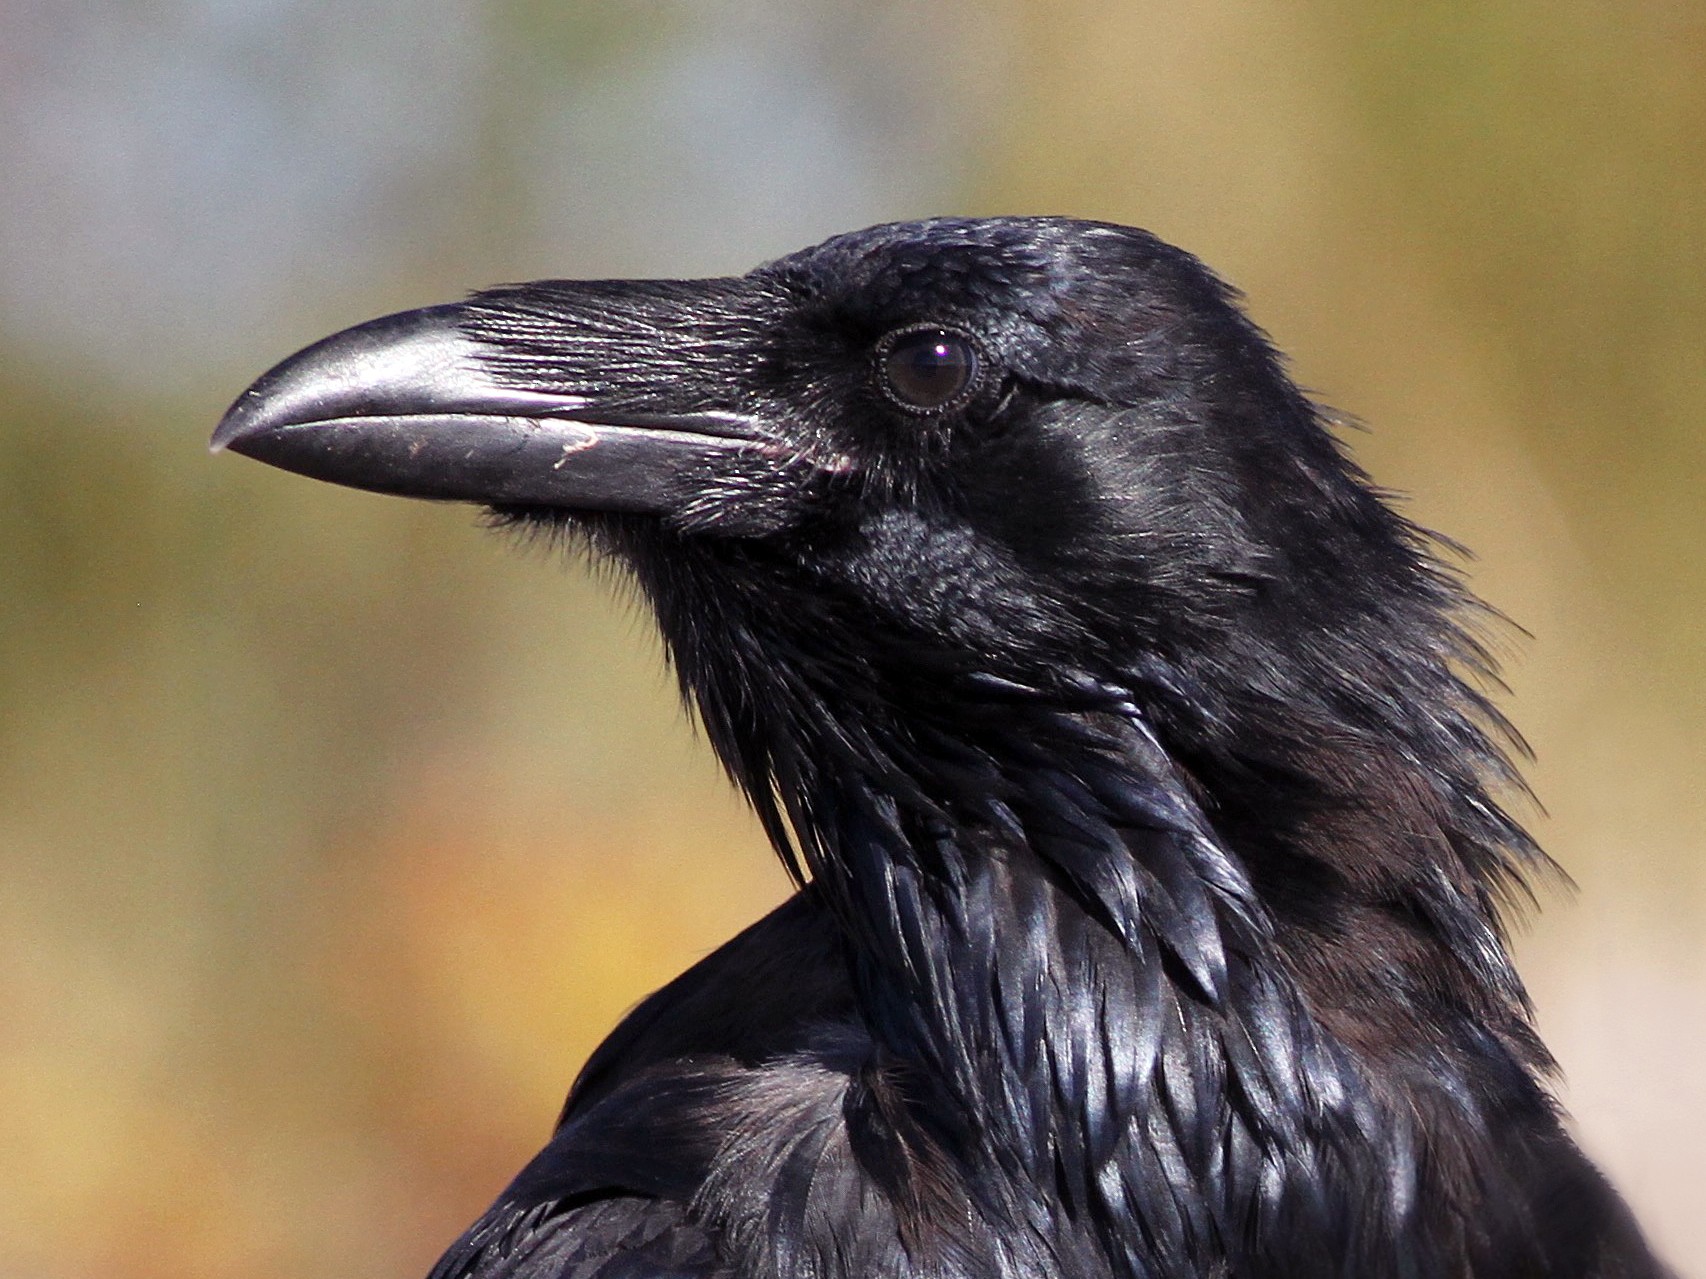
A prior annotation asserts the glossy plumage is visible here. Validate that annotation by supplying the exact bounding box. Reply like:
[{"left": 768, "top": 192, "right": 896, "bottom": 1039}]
[{"left": 217, "top": 218, "right": 1666, "bottom": 1278}]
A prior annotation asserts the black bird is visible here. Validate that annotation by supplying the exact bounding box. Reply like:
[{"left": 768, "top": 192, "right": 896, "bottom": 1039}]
[{"left": 214, "top": 218, "right": 1666, "bottom": 1279}]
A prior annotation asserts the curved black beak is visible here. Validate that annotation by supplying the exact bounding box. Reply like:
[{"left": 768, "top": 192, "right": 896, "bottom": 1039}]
[{"left": 211, "top": 304, "right": 763, "bottom": 513}]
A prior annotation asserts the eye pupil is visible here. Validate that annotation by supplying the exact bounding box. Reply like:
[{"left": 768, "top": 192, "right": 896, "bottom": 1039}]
[{"left": 881, "top": 329, "right": 978, "bottom": 410}]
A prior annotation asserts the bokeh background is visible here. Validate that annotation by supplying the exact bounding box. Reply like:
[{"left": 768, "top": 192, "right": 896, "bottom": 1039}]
[{"left": 2, "top": 2, "right": 1702, "bottom": 1275}]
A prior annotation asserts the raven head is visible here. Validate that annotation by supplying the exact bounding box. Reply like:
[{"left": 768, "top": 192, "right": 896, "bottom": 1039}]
[
  {"left": 216, "top": 218, "right": 1437, "bottom": 704},
  {"left": 217, "top": 218, "right": 1528, "bottom": 909}
]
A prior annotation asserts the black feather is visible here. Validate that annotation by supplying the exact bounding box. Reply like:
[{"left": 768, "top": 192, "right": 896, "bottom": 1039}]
[{"left": 242, "top": 218, "right": 1669, "bottom": 1278}]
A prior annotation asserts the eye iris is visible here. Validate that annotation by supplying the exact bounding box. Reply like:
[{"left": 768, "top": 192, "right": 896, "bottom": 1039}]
[{"left": 883, "top": 331, "right": 976, "bottom": 409}]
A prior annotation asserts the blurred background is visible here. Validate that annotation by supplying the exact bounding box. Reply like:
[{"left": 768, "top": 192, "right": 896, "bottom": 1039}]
[{"left": 1, "top": 1, "right": 1701, "bottom": 1274}]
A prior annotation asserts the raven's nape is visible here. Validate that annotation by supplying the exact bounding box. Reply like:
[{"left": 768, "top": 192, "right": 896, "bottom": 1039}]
[{"left": 215, "top": 217, "right": 1668, "bottom": 1279}]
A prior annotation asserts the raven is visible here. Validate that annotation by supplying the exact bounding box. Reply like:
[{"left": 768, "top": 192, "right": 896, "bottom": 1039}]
[{"left": 214, "top": 218, "right": 1665, "bottom": 1279}]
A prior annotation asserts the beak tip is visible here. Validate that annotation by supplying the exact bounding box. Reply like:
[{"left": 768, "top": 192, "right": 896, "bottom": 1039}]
[
  {"left": 208, "top": 416, "right": 239, "bottom": 456},
  {"left": 210, "top": 304, "right": 483, "bottom": 468},
  {"left": 209, "top": 395, "right": 265, "bottom": 456}
]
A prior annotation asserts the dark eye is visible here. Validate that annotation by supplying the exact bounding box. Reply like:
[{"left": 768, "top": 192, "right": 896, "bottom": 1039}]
[{"left": 877, "top": 328, "right": 980, "bottom": 412}]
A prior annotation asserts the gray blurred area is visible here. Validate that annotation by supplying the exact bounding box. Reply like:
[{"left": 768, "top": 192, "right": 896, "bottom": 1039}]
[{"left": 0, "top": 3, "right": 1700, "bottom": 1276}]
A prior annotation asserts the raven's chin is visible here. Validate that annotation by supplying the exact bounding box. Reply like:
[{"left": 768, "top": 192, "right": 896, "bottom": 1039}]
[{"left": 664, "top": 450, "right": 856, "bottom": 540}]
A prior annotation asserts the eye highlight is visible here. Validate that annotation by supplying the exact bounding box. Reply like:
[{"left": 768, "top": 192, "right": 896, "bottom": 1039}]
[{"left": 876, "top": 327, "right": 981, "bottom": 412}]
